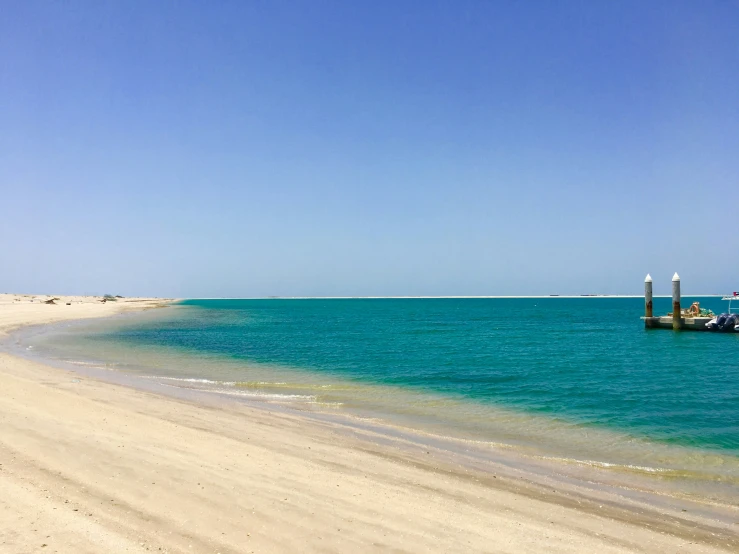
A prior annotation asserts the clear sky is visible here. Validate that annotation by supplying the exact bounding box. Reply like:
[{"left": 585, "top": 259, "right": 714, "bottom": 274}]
[{"left": 1, "top": 1, "right": 737, "bottom": 297}]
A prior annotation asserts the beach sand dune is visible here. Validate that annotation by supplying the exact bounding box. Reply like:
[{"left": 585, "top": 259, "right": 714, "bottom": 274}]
[
  {"left": 0, "top": 293, "right": 171, "bottom": 335},
  {"left": 0, "top": 295, "right": 735, "bottom": 553}
]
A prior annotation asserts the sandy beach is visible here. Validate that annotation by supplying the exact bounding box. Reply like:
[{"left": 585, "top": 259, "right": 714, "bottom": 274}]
[{"left": 0, "top": 294, "right": 736, "bottom": 553}]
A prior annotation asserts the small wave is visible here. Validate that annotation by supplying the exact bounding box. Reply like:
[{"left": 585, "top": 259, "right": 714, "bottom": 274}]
[
  {"left": 205, "top": 388, "right": 316, "bottom": 401},
  {"left": 142, "top": 376, "right": 236, "bottom": 386},
  {"left": 533, "top": 454, "right": 673, "bottom": 475},
  {"left": 233, "top": 381, "right": 297, "bottom": 388},
  {"left": 233, "top": 381, "right": 363, "bottom": 392},
  {"left": 306, "top": 401, "right": 345, "bottom": 408},
  {"left": 63, "top": 360, "right": 115, "bottom": 371},
  {"left": 157, "top": 382, "right": 315, "bottom": 401}
]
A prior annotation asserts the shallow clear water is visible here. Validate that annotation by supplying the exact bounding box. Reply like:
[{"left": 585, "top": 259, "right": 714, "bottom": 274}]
[{"left": 26, "top": 297, "right": 739, "bottom": 496}]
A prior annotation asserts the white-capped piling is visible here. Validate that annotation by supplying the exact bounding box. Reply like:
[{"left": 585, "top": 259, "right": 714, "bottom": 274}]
[
  {"left": 672, "top": 272, "right": 681, "bottom": 330},
  {"left": 643, "top": 273, "right": 713, "bottom": 331},
  {"left": 644, "top": 274, "right": 653, "bottom": 318}
]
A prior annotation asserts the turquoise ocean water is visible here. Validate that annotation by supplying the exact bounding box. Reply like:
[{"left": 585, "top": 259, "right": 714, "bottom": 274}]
[{"left": 23, "top": 297, "right": 739, "bottom": 501}]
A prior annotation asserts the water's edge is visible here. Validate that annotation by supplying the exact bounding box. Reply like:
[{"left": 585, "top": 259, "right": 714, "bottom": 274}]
[{"left": 2, "top": 308, "right": 738, "bottom": 534}]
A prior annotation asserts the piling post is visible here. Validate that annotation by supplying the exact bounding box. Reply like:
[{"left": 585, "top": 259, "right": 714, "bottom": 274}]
[
  {"left": 644, "top": 274, "right": 653, "bottom": 317},
  {"left": 672, "top": 273, "right": 681, "bottom": 330}
]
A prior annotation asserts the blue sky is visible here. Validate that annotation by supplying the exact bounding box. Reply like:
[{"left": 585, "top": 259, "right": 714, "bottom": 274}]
[{"left": 1, "top": 1, "right": 737, "bottom": 297}]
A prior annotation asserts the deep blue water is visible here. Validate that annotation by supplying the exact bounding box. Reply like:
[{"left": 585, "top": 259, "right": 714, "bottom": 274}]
[{"left": 96, "top": 297, "right": 739, "bottom": 454}]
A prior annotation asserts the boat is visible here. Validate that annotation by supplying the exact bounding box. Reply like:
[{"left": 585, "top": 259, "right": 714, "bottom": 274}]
[{"left": 705, "top": 293, "right": 739, "bottom": 332}]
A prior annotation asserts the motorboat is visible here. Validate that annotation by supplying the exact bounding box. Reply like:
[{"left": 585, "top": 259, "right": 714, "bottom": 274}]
[{"left": 705, "top": 293, "right": 739, "bottom": 332}]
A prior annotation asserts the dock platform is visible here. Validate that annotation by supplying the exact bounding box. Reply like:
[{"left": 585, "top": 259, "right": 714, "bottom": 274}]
[
  {"left": 642, "top": 316, "right": 712, "bottom": 331},
  {"left": 641, "top": 274, "right": 737, "bottom": 331}
]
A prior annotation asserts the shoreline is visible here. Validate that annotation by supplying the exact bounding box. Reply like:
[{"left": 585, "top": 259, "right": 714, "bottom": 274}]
[
  {"left": 11, "top": 313, "right": 739, "bottom": 510},
  {"left": 1, "top": 294, "right": 737, "bottom": 552},
  {"left": 0, "top": 293, "right": 176, "bottom": 336}
]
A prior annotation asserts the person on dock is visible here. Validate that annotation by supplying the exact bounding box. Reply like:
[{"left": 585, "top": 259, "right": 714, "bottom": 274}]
[{"left": 685, "top": 302, "right": 701, "bottom": 317}]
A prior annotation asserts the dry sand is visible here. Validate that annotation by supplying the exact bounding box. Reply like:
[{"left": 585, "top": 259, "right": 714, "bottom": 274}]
[{"left": 0, "top": 294, "right": 736, "bottom": 553}]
